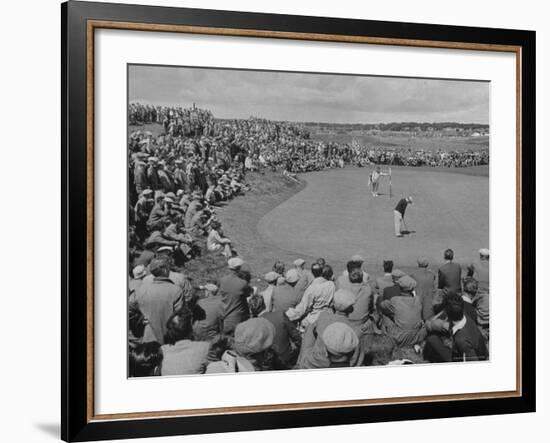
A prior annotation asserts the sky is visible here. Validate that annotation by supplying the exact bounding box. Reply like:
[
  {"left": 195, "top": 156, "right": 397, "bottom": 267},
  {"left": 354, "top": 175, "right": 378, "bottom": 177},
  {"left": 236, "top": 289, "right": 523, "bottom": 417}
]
[{"left": 129, "top": 65, "right": 489, "bottom": 124}]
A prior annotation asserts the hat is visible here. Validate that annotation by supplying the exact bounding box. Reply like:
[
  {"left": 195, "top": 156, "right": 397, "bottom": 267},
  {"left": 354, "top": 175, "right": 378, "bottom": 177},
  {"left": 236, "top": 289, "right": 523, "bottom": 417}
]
[
  {"left": 350, "top": 254, "right": 364, "bottom": 263},
  {"left": 293, "top": 258, "right": 305, "bottom": 267},
  {"left": 142, "top": 189, "right": 153, "bottom": 197},
  {"left": 285, "top": 269, "right": 300, "bottom": 284},
  {"left": 264, "top": 271, "right": 280, "bottom": 283},
  {"left": 166, "top": 192, "right": 176, "bottom": 200},
  {"left": 391, "top": 269, "right": 406, "bottom": 279},
  {"left": 479, "top": 248, "right": 490, "bottom": 257},
  {"left": 417, "top": 256, "right": 429, "bottom": 267},
  {"left": 132, "top": 265, "right": 147, "bottom": 279},
  {"left": 164, "top": 197, "right": 174, "bottom": 204},
  {"left": 228, "top": 257, "right": 244, "bottom": 270},
  {"left": 407, "top": 196, "right": 413, "bottom": 203},
  {"left": 322, "top": 322, "right": 359, "bottom": 354},
  {"left": 203, "top": 283, "right": 218, "bottom": 293},
  {"left": 234, "top": 318, "right": 275, "bottom": 354},
  {"left": 156, "top": 246, "right": 173, "bottom": 254},
  {"left": 154, "top": 190, "right": 165, "bottom": 199},
  {"left": 397, "top": 275, "right": 417, "bottom": 291},
  {"left": 333, "top": 289, "right": 356, "bottom": 312}
]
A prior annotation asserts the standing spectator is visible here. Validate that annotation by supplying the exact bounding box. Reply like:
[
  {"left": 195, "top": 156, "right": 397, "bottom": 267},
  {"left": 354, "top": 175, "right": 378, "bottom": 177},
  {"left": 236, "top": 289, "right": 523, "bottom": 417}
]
[
  {"left": 220, "top": 257, "right": 252, "bottom": 335},
  {"left": 192, "top": 283, "right": 224, "bottom": 341},
  {"left": 375, "top": 260, "right": 394, "bottom": 299},
  {"left": 411, "top": 256, "right": 436, "bottom": 320},
  {"left": 133, "top": 258, "right": 184, "bottom": 344},
  {"left": 438, "top": 248, "right": 462, "bottom": 293}
]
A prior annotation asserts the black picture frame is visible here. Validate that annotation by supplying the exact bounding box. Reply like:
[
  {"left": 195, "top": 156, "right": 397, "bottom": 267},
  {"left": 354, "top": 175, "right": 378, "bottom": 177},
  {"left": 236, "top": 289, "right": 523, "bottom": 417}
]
[{"left": 62, "top": 1, "right": 536, "bottom": 441}]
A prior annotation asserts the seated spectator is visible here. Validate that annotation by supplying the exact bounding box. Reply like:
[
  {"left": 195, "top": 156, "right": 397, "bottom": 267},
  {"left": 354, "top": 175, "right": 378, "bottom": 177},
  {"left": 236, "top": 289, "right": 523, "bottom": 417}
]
[
  {"left": 129, "top": 342, "right": 163, "bottom": 377},
  {"left": 129, "top": 264, "right": 148, "bottom": 297},
  {"left": 347, "top": 268, "right": 373, "bottom": 328},
  {"left": 294, "top": 258, "right": 314, "bottom": 295},
  {"left": 297, "top": 322, "right": 363, "bottom": 369},
  {"left": 192, "top": 283, "right": 224, "bottom": 341},
  {"left": 315, "top": 289, "right": 359, "bottom": 336},
  {"left": 361, "top": 333, "right": 396, "bottom": 366},
  {"left": 463, "top": 277, "right": 489, "bottom": 340},
  {"left": 378, "top": 275, "right": 426, "bottom": 347},
  {"left": 381, "top": 269, "right": 406, "bottom": 301},
  {"left": 249, "top": 294, "right": 302, "bottom": 369},
  {"left": 133, "top": 257, "right": 184, "bottom": 344},
  {"left": 467, "top": 248, "right": 490, "bottom": 296},
  {"left": 336, "top": 254, "right": 369, "bottom": 291},
  {"left": 161, "top": 308, "right": 211, "bottom": 375},
  {"left": 206, "top": 220, "right": 233, "bottom": 258},
  {"left": 286, "top": 264, "right": 335, "bottom": 328},
  {"left": 206, "top": 318, "right": 277, "bottom": 373},
  {"left": 423, "top": 293, "right": 488, "bottom": 362},
  {"left": 143, "top": 253, "right": 194, "bottom": 303},
  {"left": 271, "top": 269, "right": 302, "bottom": 312}
]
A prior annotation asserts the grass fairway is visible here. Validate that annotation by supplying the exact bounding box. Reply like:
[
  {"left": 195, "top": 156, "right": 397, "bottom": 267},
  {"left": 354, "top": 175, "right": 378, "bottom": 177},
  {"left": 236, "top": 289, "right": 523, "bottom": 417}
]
[{"left": 257, "top": 167, "right": 489, "bottom": 273}]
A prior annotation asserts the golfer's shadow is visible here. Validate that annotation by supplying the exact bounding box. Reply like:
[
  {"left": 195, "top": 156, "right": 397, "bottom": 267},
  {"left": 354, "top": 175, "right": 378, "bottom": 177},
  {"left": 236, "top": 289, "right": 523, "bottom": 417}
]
[{"left": 401, "top": 230, "right": 416, "bottom": 235}]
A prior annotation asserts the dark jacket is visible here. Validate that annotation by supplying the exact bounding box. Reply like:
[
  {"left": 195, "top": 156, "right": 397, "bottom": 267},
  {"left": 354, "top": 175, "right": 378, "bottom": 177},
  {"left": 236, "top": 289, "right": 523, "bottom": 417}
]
[
  {"left": 220, "top": 272, "right": 251, "bottom": 335},
  {"left": 452, "top": 316, "right": 488, "bottom": 361},
  {"left": 438, "top": 262, "right": 462, "bottom": 293},
  {"left": 261, "top": 310, "right": 301, "bottom": 367},
  {"left": 411, "top": 269, "right": 436, "bottom": 320}
]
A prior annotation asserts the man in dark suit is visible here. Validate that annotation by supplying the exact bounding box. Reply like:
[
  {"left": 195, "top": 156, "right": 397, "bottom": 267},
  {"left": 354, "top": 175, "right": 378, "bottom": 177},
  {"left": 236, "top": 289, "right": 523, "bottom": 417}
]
[
  {"left": 220, "top": 257, "right": 251, "bottom": 335},
  {"left": 438, "top": 248, "right": 462, "bottom": 293},
  {"left": 411, "top": 256, "right": 436, "bottom": 320},
  {"left": 423, "top": 293, "right": 488, "bottom": 362}
]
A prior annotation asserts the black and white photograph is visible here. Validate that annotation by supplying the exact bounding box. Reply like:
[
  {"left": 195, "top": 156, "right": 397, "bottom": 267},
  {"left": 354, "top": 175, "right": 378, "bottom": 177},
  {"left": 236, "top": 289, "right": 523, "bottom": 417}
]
[{"left": 127, "top": 65, "right": 490, "bottom": 377}]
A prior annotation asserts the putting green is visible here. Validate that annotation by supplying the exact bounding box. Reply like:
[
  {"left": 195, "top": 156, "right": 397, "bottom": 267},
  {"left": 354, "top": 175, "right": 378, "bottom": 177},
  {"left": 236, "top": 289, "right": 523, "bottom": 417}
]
[{"left": 257, "top": 167, "right": 489, "bottom": 268}]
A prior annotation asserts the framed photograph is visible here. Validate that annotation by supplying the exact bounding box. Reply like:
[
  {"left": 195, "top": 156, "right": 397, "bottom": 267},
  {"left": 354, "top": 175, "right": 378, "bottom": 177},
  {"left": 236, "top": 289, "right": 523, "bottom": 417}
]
[{"left": 62, "top": 1, "right": 535, "bottom": 441}]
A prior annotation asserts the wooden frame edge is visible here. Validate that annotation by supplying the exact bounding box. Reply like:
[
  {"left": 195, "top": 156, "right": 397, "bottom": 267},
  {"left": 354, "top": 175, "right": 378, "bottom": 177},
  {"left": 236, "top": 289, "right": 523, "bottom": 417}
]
[{"left": 85, "top": 18, "right": 524, "bottom": 424}]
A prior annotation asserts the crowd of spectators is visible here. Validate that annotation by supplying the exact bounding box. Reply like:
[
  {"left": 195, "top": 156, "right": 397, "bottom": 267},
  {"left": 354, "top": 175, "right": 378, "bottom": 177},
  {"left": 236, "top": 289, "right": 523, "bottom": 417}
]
[
  {"left": 127, "top": 103, "right": 490, "bottom": 376},
  {"left": 129, "top": 249, "right": 490, "bottom": 376}
]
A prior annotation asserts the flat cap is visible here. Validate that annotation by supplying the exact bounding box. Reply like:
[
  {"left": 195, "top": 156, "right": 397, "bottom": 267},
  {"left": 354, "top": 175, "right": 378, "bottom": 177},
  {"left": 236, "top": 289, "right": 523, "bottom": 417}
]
[
  {"left": 285, "top": 269, "right": 300, "bottom": 284},
  {"left": 228, "top": 257, "right": 244, "bottom": 269},
  {"left": 398, "top": 275, "right": 417, "bottom": 291},
  {"left": 333, "top": 289, "right": 356, "bottom": 312},
  {"left": 322, "top": 322, "right": 359, "bottom": 354}
]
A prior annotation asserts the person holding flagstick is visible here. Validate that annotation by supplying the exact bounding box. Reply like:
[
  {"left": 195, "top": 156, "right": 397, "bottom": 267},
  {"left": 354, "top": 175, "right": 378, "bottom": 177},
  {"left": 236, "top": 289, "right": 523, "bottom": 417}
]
[{"left": 368, "top": 165, "right": 390, "bottom": 197}]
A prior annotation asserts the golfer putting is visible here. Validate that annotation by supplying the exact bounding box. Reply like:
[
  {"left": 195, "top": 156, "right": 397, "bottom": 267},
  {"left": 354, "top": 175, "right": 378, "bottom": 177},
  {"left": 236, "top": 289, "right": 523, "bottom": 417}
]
[{"left": 394, "top": 196, "right": 413, "bottom": 237}]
